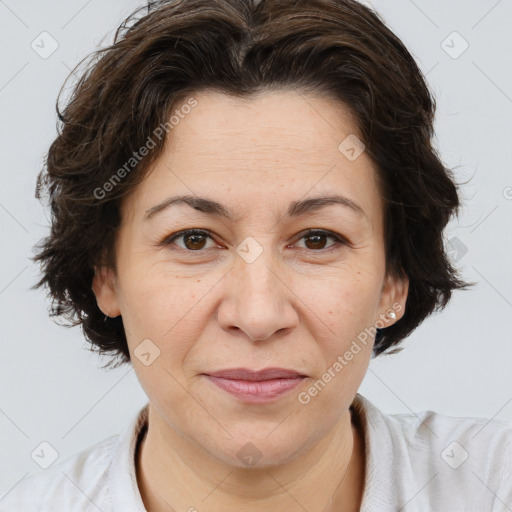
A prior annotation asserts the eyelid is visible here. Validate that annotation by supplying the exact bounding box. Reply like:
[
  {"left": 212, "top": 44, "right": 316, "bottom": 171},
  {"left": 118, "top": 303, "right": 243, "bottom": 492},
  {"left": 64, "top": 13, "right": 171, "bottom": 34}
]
[
  {"left": 292, "top": 228, "right": 350, "bottom": 247},
  {"left": 160, "top": 228, "right": 350, "bottom": 253},
  {"left": 160, "top": 229, "right": 218, "bottom": 250}
]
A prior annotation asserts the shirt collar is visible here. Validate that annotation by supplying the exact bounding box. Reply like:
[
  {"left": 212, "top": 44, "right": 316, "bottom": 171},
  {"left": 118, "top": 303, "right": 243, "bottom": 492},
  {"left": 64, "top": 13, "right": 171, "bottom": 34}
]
[
  {"left": 106, "top": 394, "right": 390, "bottom": 511},
  {"left": 351, "top": 392, "right": 398, "bottom": 510},
  {"left": 108, "top": 402, "right": 149, "bottom": 511}
]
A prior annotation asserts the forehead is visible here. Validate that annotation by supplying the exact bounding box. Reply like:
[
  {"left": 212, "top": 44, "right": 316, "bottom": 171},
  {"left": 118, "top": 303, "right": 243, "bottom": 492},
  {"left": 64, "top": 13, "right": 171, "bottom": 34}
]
[
  {"left": 122, "top": 89, "right": 383, "bottom": 228},
  {"left": 169, "top": 89, "right": 362, "bottom": 160}
]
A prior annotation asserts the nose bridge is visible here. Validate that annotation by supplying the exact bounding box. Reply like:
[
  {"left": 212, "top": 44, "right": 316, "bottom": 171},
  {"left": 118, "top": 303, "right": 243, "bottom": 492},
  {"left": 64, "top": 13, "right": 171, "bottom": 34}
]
[
  {"left": 219, "top": 235, "right": 297, "bottom": 341},
  {"left": 235, "top": 235, "right": 282, "bottom": 307}
]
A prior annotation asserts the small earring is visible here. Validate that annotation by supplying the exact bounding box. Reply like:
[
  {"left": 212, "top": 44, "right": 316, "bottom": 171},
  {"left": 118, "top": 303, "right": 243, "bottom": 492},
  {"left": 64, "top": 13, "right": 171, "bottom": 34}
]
[
  {"left": 387, "top": 310, "right": 396, "bottom": 320},
  {"left": 103, "top": 310, "right": 110, "bottom": 323}
]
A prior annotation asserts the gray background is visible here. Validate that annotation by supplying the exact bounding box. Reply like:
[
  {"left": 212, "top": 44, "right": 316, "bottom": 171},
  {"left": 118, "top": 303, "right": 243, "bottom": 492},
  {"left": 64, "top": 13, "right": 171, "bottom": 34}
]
[{"left": 1, "top": 0, "right": 511, "bottom": 498}]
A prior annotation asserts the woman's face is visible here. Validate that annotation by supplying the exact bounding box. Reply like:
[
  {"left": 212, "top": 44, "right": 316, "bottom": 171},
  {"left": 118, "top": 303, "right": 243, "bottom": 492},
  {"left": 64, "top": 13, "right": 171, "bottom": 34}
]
[{"left": 93, "top": 89, "right": 408, "bottom": 467}]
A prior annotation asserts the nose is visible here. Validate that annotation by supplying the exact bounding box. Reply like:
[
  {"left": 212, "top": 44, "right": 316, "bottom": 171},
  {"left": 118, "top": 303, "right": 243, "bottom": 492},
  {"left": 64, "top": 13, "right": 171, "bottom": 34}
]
[{"left": 216, "top": 249, "right": 299, "bottom": 342}]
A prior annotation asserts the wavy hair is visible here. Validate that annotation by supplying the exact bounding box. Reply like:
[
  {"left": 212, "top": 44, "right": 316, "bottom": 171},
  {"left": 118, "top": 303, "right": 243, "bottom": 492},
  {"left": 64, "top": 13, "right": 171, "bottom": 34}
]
[{"left": 32, "top": 0, "right": 473, "bottom": 369}]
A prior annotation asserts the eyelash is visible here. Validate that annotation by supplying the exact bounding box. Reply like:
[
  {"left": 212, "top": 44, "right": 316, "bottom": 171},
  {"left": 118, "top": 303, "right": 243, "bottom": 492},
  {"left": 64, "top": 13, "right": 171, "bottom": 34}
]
[{"left": 160, "top": 228, "right": 348, "bottom": 254}]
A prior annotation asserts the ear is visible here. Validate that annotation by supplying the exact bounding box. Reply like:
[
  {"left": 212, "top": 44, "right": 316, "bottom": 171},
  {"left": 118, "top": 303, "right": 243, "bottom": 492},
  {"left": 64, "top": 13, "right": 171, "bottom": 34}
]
[
  {"left": 91, "top": 266, "right": 121, "bottom": 318},
  {"left": 377, "top": 269, "right": 409, "bottom": 326}
]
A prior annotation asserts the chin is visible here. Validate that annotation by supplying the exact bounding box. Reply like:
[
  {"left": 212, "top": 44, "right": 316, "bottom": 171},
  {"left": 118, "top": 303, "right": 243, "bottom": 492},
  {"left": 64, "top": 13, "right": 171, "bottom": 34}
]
[{"left": 199, "top": 423, "right": 313, "bottom": 470}]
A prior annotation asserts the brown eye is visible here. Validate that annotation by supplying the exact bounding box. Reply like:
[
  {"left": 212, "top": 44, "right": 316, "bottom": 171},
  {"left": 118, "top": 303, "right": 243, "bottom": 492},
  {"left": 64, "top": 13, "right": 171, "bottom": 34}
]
[
  {"left": 162, "top": 228, "right": 346, "bottom": 254},
  {"left": 295, "top": 230, "right": 345, "bottom": 252},
  {"left": 304, "top": 233, "right": 329, "bottom": 250},
  {"left": 182, "top": 233, "right": 208, "bottom": 250},
  {"left": 163, "top": 229, "right": 215, "bottom": 251}
]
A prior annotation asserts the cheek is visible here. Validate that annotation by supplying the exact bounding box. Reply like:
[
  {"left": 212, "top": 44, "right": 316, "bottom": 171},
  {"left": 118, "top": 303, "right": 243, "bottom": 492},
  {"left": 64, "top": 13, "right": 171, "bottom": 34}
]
[
  {"left": 297, "top": 274, "right": 377, "bottom": 411},
  {"left": 305, "top": 266, "right": 382, "bottom": 341},
  {"left": 116, "top": 267, "right": 200, "bottom": 351},
  {"left": 117, "top": 260, "right": 235, "bottom": 374}
]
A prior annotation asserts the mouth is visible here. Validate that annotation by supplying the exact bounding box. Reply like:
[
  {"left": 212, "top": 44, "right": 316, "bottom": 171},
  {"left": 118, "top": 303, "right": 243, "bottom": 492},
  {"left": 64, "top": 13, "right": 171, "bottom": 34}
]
[
  {"left": 202, "top": 367, "right": 308, "bottom": 404},
  {"left": 206, "top": 367, "right": 308, "bottom": 381}
]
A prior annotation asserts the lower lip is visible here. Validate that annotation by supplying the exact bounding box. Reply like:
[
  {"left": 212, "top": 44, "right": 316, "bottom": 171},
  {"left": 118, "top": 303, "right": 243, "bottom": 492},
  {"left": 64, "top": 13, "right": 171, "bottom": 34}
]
[{"left": 205, "top": 375, "right": 305, "bottom": 403}]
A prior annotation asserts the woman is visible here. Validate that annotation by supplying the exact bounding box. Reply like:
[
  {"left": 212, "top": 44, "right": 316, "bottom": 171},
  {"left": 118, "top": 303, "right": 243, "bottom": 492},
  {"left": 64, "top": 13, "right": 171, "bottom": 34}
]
[{"left": 2, "top": 0, "right": 511, "bottom": 511}]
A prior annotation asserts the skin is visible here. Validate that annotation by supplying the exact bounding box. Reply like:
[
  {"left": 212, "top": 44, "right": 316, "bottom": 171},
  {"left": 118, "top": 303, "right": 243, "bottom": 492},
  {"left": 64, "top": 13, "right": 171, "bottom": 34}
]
[{"left": 93, "top": 89, "right": 409, "bottom": 512}]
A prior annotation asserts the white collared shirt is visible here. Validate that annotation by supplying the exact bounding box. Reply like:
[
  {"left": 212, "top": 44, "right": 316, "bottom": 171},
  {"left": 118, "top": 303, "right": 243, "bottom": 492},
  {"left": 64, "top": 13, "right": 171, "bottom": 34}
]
[{"left": 1, "top": 393, "right": 511, "bottom": 511}]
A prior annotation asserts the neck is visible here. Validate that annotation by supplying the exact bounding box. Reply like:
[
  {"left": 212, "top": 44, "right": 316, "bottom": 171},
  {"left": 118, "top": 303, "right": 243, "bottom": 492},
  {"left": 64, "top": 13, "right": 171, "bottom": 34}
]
[{"left": 135, "top": 404, "right": 366, "bottom": 512}]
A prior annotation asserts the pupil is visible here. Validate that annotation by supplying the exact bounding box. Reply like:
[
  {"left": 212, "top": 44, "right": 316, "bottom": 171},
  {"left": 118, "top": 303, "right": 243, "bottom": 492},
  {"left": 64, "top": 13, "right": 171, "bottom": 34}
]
[
  {"left": 186, "top": 234, "right": 206, "bottom": 250},
  {"left": 306, "top": 234, "right": 325, "bottom": 250}
]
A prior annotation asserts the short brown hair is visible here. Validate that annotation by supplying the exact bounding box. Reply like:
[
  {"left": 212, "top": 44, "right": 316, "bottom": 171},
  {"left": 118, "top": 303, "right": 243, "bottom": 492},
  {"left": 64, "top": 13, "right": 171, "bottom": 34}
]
[{"left": 32, "top": 0, "right": 473, "bottom": 369}]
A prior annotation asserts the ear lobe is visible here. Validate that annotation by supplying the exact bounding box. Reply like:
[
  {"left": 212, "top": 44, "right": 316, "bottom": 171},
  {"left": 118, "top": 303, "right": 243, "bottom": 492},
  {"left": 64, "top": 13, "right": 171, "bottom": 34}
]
[{"left": 91, "top": 266, "right": 121, "bottom": 318}]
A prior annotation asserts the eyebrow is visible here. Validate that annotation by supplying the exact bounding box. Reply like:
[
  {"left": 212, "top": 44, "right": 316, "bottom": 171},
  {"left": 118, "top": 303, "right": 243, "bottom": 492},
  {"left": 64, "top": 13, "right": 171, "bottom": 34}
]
[{"left": 143, "top": 193, "right": 366, "bottom": 221}]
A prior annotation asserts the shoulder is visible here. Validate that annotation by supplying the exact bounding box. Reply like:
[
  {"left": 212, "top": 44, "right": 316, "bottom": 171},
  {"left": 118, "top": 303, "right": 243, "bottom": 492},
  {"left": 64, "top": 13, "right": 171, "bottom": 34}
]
[
  {"left": 0, "top": 434, "right": 119, "bottom": 512},
  {"left": 393, "top": 408, "right": 512, "bottom": 507},
  {"left": 384, "top": 404, "right": 512, "bottom": 465},
  {"left": 354, "top": 394, "right": 512, "bottom": 510},
  {"left": 382, "top": 400, "right": 511, "bottom": 439},
  {"left": 357, "top": 393, "right": 512, "bottom": 458}
]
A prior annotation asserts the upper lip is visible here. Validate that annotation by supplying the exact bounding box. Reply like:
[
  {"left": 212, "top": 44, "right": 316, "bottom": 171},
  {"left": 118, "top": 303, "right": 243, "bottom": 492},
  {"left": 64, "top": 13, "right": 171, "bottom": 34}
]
[{"left": 205, "top": 367, "right": 306, "bottom": 381}]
